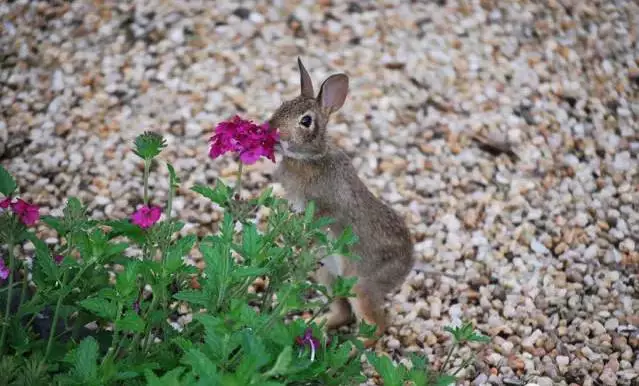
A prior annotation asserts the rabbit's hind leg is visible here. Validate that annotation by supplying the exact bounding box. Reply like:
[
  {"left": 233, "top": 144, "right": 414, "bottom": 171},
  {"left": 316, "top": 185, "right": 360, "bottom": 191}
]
[
  {"left": 315, "top": 297, "right": 353, "bottom": 329},
  {"left": 348, "top": 282, "right": 387, "bottom": 348},
  {"left": 311, "top": 260, "right": 354, "bottom": 329}
]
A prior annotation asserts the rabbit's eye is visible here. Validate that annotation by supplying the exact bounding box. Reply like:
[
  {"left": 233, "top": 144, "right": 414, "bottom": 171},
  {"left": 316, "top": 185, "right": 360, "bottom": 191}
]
[{"left": 300, "top": 115, "right": 312, "bottom": 128}]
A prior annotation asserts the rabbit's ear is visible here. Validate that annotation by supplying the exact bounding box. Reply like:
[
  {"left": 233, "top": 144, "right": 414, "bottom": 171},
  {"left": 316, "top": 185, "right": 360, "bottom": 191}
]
[
  {"left": 298, "top": 57, "right": 314, "bottom": 98},
  {"left": 317, "top": 74, "right": 349, "bottom": 113}
]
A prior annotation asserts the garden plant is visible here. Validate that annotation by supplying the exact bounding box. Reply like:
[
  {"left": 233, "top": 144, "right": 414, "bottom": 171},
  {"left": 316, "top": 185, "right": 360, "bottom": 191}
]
[{"left": 0, "top": 116, "right": 488, "bottom": 385}]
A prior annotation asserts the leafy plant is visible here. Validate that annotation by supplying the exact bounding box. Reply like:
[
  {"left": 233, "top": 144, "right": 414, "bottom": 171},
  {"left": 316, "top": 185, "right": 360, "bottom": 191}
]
[{"left": 0, "top": 126, "right": 489, "bottom": 385}]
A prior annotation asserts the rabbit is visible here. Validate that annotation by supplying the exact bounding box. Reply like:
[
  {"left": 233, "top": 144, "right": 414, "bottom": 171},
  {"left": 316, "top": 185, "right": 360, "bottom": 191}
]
[{"left": 268, "top": 58, "right": 414, "bottom": 347}]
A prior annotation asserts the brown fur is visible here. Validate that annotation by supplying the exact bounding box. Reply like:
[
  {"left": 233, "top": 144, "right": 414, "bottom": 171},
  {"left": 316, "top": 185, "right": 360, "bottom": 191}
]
[{"left": 268, "top": 58, "right": 414, "bottom": 346}]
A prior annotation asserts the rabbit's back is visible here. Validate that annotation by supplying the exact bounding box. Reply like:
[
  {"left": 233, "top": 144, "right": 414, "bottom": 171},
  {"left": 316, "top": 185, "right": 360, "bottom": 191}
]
[{"left": 275, "top": 146, "right": 414, "bottom": 289}]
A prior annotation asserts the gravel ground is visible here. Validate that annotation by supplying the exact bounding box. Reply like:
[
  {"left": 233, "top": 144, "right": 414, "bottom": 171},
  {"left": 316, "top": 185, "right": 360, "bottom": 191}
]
[{"left": 1, "top": 0, "right": 638, "bottom": 385}]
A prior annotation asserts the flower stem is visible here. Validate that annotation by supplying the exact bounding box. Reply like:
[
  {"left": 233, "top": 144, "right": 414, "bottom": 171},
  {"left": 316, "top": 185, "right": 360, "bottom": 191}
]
[
  {"left": 143, "top": 159, "right": 151, "bottom": 205},
  {"left": 102, "top": 302, "right": 124, "bottom": 366},
  {"left": 167, "top": 176, "right": 174, "bottom": 222},
  {"left": 235, "top": 162, "right": 243, "bottom": 198},
  {"left": 17, "top": 265, "right": 28, "bottom": 318},
  {"left": 141, "top": 294, "right": 159, "bottom": 354},
  {"left": 0, "top": 241, "right": 16, "bottom": 353},
  {"left": 440, "top": 341, "right": 458, "bottom": 374},
  {"left": 43, "top": 271, "right": 67, "bottom": 363},
  {"left": 42, "top": 256, "right": 97, "bottom": 366}
]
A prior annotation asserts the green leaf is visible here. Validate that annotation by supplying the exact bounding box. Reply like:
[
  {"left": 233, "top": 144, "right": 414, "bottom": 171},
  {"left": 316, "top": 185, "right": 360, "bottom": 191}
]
[
  {"left": 72, "top": 336, "right": 99, "bottom": 382},
  {"left": 165, "top": 235, "right": 197, "bottom": 273},
  {"left": 331, "top": 276, "right": 358, "bottom": 298},
  {"left": 303, "top": 201, "right": 316, "bottom": 224},
  {"left": 0, "top": 164, "right": 17, "bottom": 196},
  {"left": 145, "top": 367, "right": 187, "bottom": 386},
  {"left": 182, "top": 348, "right": 220, "bottom": 384},
  {"left": 104, "top": 242, "right": 129, "bottom": 259},
  {"left": 263, "top": 346, "right": 293, "bottom": 378},
  {"left": 444, "top": 322, "right": 490, "bottom": 344},
  {"left": 240, "top": 223, "right": 260, "bottom": 259},
  {"left": 79, "top": 297, "right": 118, "bottom": 320},
  {"left": 116, "top": 260, "right": 139, "bottom": 296},
  {"left": 173, "top": 290, "right": 209, "bottom": 307},
  {"left": 133, "top": 131, "right": 167, "bottom": 160},
  {"left": 435, "top": 374, "right": 457, "bottom": 386},
  {"left": 191, "top": 181, "right": 232, "bottom": 206},
  {"left": 255, "top": 186, "right": 273, "bottom": 206},
  {"left": 232, "top": 266, "right": 267, "bottom": 278},
  {"left": 41, "top": 216, "right": 64, "bottom": 233},
  {"left": 117, "top": 312, "right": 145, "bottom": 333},
  {"left": 358, "top": 319, "right": 378, "bottom": 339},
  {"left": 167, "top": 162, "right": 181, "bottom": 187},
  {"left": 34, "top": 245, "right": 58, "bottom": 282},
  {"left": 366, "top": 353, "right": 402, "bottom": 386},
  {"left": 105, "top": 219, "right": 146, "bottom": 243}
]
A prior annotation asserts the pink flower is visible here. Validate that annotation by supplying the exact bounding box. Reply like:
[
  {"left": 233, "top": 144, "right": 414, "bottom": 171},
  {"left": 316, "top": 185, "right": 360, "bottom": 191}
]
[
  {"left": 209, "top": 116, "right": 279, "bottom": 165},
  {"left": 54, "top": 254, "right": 63, "bottom": 264},
  {"left": 11, "top": 199, "right": 40, "bottom": 226},
  {"left": 131, "top": 205, "right": 162, "bottom": 229},
  {"left": 0, "top": 259, "right": 9, "bottom": 281},
  {"left": 0, "top": 197, "right": 11, "bottom": 209}
]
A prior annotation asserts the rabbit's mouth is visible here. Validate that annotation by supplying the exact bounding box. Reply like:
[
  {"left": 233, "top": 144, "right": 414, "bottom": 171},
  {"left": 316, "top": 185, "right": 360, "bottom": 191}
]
[{"left": 276, "top": 140, "right": 323, "bottom": 160}]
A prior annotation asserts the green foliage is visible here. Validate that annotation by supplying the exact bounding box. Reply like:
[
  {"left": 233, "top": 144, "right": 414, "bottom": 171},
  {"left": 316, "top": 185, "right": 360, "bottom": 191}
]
[
  {"left": 133, "top": 132, "right": 167, "bottom": 160},
  {"left": 444, "top": 322, "right": 491, "bottom": 344},
  {"left": 0, "top": 133, "right": 489, "bottom": 385},
  {"left": 0, "top": 164, "right": 17, "bottom": 197}
]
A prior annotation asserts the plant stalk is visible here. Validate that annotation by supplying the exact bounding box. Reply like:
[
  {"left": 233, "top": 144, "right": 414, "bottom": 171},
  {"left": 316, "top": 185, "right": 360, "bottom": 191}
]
[
  {"left": 42, "top": 271, "right": 67, "bottom": 363},
  {"left": 440, "top": 342, "right": 458, "bottom": 374},
  {"left": 143, "top": 159, "right": 151, "bottom": 205},
  {"left": 41, "top": 256, "right": 98, "bottom": 366},
  {"left": 235, "top": 162, "right": 243, "bottom": 198},
  {"left": 141, "top": 294, "right": 159, "bottom": 354},
  {"left": 167, "top": 175, "right": 174, "bottom": 222},
  {"left": 0, "top": 241, "right": 16, "bottom": 353},
  {"left": 102, "top": 302, "right": 125, "bottom": 366}
]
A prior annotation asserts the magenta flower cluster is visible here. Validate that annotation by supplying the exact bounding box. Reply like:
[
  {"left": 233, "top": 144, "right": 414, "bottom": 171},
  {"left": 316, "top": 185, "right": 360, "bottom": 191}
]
[
  {"left": 130, "top": 205, "right": 162, "bottom": 229},
  {"left": 1, "top": 197, "right": 40, "bottom": 226},
  {"left": 209, "top": 115, "right": 279, "bottom": 165}
]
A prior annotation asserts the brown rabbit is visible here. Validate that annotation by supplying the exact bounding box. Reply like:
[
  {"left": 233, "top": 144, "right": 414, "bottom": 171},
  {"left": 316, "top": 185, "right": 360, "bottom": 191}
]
[{"left": 268, "top": 58, "right": 414, "bottom": 347}]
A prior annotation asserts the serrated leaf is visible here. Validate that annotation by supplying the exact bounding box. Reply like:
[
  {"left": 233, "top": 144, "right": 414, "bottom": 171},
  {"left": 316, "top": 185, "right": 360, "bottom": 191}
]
[
  {"left": 173, "top": 290, "right": 209, "bottom": 307},
  {"left": 115, "top": 260, "right": 139, "bottom": 296},
  {"left": 134, "top": 131, "right": 166, "bottom": 160},
  {"left": 435, "top": 374, "right": 457, "bottom": 386},
  {"left": 0, "top": 165, "right": 17, "bottom": 197},
  {"left": 191, "top": 181, "right": 232, "bottom": 206},
  {"left": 72, "top": 336, "right": 99, "bottom": 382},
  {"left": 264, "top": 346, "right": 292, "bottom": 377},
  {"left": 165, "top": 235, "right": 197, "bottom": 273},
  {"left": 232, "top": 266, "right": 267, "bottom": 278},
  {"left": 41, "top": 216, "right": 64, "bottom": 233},
  {"left": 105, "top": 219, "right": 146, "bottom": 243},
  {"left": 167, "top": 163, "right": 180, "bottom": 186},
  {"left": 332, "top": 276, "right": 358, "bottom": 298},
  {"left": 79, "top": 297, "right": 118, "bottom": 320},
  {"left": 116, "top": 312, "right": 145, "bottom": 333},
  {"left": 366, "top": 353, "right": 402, "bottom": 386},
  {"left": 145, "top": 367, "right": 187, "bottom": 386},
  {"left": 303, "top": 201, "right": 316, "bottom": 224},
  {"left": 104, "top": 242, "right": 128, "bottom": 259},
  {"left": 240, "top": 223, "right": 260, "bottom": 259},
  {"left": 182, "top": 348, "right": 220, "bottom": 383}
]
